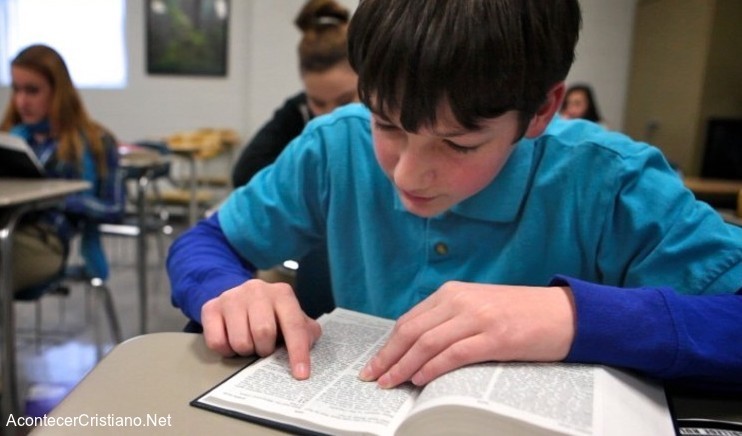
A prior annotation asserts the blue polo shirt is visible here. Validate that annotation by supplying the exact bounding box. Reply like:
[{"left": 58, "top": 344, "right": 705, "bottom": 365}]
[
  {"left": 218, "top": 104, "right": 741, "bottom": 319},
  {"left": 168, "top": 104, "right": 742, "bottom": 387}
]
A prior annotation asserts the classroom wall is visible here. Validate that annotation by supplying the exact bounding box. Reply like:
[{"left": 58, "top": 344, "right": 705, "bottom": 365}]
[
  {"left": 623, "top": 0, "right": 742, "bottom": 175},
  {"left": 695, "top": 0, "right": 742, "bottom": 171},
  {"left": 0, "top": 0, "right": 636, "bottom": 147},
  {"left": 566, "top": 0, "right": 637, "bottom": 131},
  {"left": 623, "top": 0, "right": 714, "bottom": 172}
]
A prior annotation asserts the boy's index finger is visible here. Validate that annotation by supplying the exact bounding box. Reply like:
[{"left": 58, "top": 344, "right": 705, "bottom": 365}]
[
  {"left": 271, "top": 287, "right": 322, "bottom": 380},
  {"left": 284, "top": 332, "right": 312, "bottom": 380},
  {"left": 277, "top": 312, "right": 322, "bottom": 380}
]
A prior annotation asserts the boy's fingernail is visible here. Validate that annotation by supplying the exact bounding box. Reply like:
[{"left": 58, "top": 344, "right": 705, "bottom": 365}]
[
  {"left": 377, "top": 373, "right": 392, "bottom": 389},
  {"left": 358, "top": 362, "right": 375, "bottom": 381},
  {"left": 294, "top": 363, "right": 309, "bottom": 379}
]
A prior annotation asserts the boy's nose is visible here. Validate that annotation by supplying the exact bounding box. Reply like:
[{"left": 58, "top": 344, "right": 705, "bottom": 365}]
[{"left": 393, "top": 138, "right": 436, "bottom": 191}]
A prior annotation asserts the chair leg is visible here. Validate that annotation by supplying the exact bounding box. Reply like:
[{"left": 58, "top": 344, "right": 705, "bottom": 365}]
[
  {"left": 84, "top": 286, "right": 93, "bottom": 324},
  {"left": 86, "top": 281, "right": 104, "bottom": 361},
  {"left": 58, "top": 295, "right": 66, "bottom": 329},
  {"left": 90, "top": 278, "right": 123, "bottom": 345},
  {"left": 34, "top": 300, "right": 42, "bottom": 354}
]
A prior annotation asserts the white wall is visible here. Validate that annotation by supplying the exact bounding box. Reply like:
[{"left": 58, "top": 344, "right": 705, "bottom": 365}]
[
  {"left": 0, "top": 0, "right": 636, "bottom": 146},
  {"left": 88, "top": 0, "right": 252, "bottom": 142},
  {"left": 568, "top": 0, "right": 638, "bottom": 130}
]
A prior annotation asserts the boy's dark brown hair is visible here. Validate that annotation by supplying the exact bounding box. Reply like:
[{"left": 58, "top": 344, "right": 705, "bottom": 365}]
[{"left": 348, "top": 0, "right": 582, "bottom": 137}]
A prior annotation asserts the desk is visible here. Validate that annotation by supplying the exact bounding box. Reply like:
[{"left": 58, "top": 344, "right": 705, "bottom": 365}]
[
  {"left": 114, "top": 152, "right": 171, "bottom": 335},
  {"left": 167, "top": 145, "right": 200, "bottom": 226},
  {"left": 684, "top": 176, "right": 742, "bottom": 211},
  {"left": 683, "top": 177, "right": 742, "bottom": 197},
  {"left": 684, "top": 177, "right": 742, "bottom": 225},
  {"left": 32, "top": 333, "right": 279, "bottom": 435},
  {"left": 167, "top": 129, "right": 238, "bottom": 226},
  {"left": 31, "top": 332, "right": 742, "bottom": 436},
  {"left": 0, "top": 178, "right": 90, "bottom": 427}
]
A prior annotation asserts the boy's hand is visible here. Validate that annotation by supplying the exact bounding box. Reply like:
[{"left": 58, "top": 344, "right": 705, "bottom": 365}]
[
  {"left": 358, "top": 282, "right": 576, "bottom": 388},
  {"left": 201, "top": 279, "right": 322, "bottom": 380}
]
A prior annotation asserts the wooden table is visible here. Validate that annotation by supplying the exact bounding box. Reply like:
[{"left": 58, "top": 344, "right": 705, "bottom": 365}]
[
  {"left": 166, "top": 145, "right": 201, "bottom": 226},
  {"left": 684, "top": 176, "right": 742, "bottom": 211},
  {"left": 167, "top": 129, "right": 238, "bottom": 226},
  {"left": 0, "top": 178, "right": 90, "bottom": 429},
  {"left": 683, "top": 177, "right": 742, "bottom": 196},
  {"left": 684, "top": 177, "right": 742, "bottom": 225}
]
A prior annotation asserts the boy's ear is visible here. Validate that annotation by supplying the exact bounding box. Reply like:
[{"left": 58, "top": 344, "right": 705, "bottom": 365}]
[{"left": 523, "top": 82, "right": 566, "bottom": 138}]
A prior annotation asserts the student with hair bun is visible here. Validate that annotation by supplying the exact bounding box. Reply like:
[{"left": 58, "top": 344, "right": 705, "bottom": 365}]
[
  {"left": 231, "top": 0, "right": 357, "bottom": 187},
  {"left": 229, "top": 0, "right": 355, "bottom": 318}
]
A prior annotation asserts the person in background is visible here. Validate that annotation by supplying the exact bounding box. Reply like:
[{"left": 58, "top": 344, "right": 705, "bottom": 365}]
[
  {"left": 169, "top": 0, "right": 742, "bottom": 392},
  {"left": 229, "top": 0, "right": 356, "bottom": 318},
  {"left": 0, "top": 44, "right": 125, "bottom": 292},
  {"left": 560, "top": 83, "right": 606, "bottom": 126},
  {"left": 231, "top": 0, "right": 357, "bottom": 187}
]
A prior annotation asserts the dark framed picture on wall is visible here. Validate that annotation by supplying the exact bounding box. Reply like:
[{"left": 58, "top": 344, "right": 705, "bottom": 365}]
[{"left": 146, "top": 0, "right": 229, "bottom": 76}]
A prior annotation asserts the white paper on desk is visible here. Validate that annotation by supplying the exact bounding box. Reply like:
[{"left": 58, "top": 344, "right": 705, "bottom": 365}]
[{"left": 0, "top": 132, "right": 45, "bottom": 178}]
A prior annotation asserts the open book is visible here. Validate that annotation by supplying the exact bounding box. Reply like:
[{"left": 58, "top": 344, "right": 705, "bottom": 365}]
[
  {"left": 192, "top": 308, "right": 675, "bottom": 436},
  {"left": 0, "top": 132, "right": 45, "bottom": 178}
]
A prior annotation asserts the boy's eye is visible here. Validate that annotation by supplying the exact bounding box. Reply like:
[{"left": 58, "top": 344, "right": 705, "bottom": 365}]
[{"left": 444, "top": 139, "right": 476, "bottom": 154}]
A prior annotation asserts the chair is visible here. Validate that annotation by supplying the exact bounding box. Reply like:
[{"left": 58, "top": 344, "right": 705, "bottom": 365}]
[
  {"left": 14, "top": 264, "right": 123, "bottom": 360},
  {"left": 102, "top": 141, "right": 174, "bottom": 264},
  {"left": 14, "top": 135, "right": 128, "bottom": 358},
  {"left": 165, "top": 129, "right": 240, "bottom": 224}
]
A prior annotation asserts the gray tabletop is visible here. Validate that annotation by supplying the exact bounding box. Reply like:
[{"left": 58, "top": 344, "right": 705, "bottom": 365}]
[
  {"left": 31, "top": 333, "right": 283, "bottom": 435},
  {"left": 29, "top": 332, "right": 742, "bottom": 435},
  {"left": 0, "top": 179, "right": 91, "bottom": 208}
]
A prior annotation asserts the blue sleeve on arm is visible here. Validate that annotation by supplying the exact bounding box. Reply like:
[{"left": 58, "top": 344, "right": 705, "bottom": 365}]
[
  {"left": 551, "top": 275, "right": 742, "bottom": 391},
  {"left": 168, "top": 212, "right": 255, "bottom": 324}
]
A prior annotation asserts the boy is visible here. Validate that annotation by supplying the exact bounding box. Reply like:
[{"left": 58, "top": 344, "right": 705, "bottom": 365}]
[{"left": 168, "top": 0, "right": 742, "bottom": 390}]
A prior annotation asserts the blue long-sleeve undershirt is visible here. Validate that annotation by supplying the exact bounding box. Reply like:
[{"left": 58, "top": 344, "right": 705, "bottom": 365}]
[{"left": 168, "top": 213, "right": 256, "bottom": 323}]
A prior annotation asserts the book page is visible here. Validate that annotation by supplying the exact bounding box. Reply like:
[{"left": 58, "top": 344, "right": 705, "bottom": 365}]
[
  {"left": 196, "top": 308, "right": 419, "bottom": 435},
  {"left": 0, "top": 132, "right": 45, "bottom": 178},
  {"left": 398, "top": 363, "right": 674, "bottom": 436}
]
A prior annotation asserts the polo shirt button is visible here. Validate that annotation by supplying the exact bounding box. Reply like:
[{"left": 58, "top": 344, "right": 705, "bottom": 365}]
[{"left": 434, "top": 242, "right": 448, "bottom": 255}]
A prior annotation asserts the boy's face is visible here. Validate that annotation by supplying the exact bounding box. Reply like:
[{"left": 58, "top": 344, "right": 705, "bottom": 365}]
[{"left": 371, "top": 104, "right": 522, "bottom": 218}]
